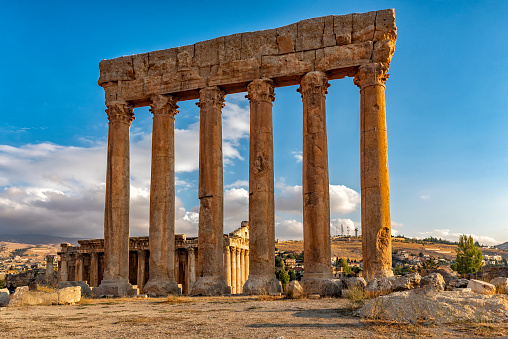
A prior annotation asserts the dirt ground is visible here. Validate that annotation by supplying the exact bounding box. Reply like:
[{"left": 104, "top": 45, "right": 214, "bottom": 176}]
[{"left": 2, "top": 296, "right": 508, "bottom": 338}]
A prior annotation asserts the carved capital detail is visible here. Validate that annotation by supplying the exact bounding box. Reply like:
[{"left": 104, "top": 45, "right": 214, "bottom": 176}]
[
  {"left": 353, "top": 63, "right": 389, "bottom": 90},
  {"left": 246, "top": 79, "right": 275, "bottom": 103},
  {"left": 196, "top": 87, "right": 226, "bottom": 109},
  {"left": 297, "top": 71, "right": 329, "bottom": 99},
  {"left": 150, "top": 94, "right": 179, "bottom": 116},
  {"left": 106, "top": 100, "right": 135, "bottom": 124}
]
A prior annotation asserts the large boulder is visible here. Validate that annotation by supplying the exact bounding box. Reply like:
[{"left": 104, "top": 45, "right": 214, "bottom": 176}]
[
  {"left": 420, "top": 267, "right": 458, "bottom": 284},
  {"left": 490, "top": 277, "right": 508, "bottom": 294},
  {"left": 360, "top": 289, "right": 508, "bottom": 323},
  {"left": 468, "top": 279, "right": 496, "bottom": 295},
  {"left": 13, "top": 286, "right": 29, "bottom": 299},
  {"left": 57, "top": 286, "right": 81, "bottom": 304},
  {"left": 449, "top": 278, "right": 469, "bottom": 289},
  {"left": 0, "top": 288, "right": 10, "bottom": 307},
  {"left": 59, "top": 281, "right": 92, "bottom": 297},
  {"left": 392, "top": 273, "right": 421, "bottom": 291},
  {"left": 344, "top": 277, "right": 367, "bottom": 290},
  {"left": 364, "top": 277, "right": 394, "bottom": 296},
  {"left": 286, "top": 281, "right": 304, "bottom": 298},
  {"left": 420, "top": 273, "right": 445, "bottom": 292}
]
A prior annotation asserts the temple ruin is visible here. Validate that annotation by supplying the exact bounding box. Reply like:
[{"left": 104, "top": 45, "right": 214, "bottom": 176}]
[
  {"left": 58, "top": 224, "right": 249, "bottom": 295},
  {"left": 95, "top": 9, "right": 397, "bottom": 296}
]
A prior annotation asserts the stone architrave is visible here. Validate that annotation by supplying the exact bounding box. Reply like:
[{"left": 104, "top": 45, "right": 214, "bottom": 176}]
[
  {"left": 136, "top": 250, "right": 146, "bottom": 292},
  {"left": 298, "top": 71, "right": 340, "bottom": 296},
  {"left": 243, "top": 79, "right": 281, "bottom": 295},
  {"left": 191, "top": 87, "right": 231, "bottom": 296},
  {"left": 354, "top": 63, "right": 393, "bottom": 280},
  {"left": 94, "top": 100, "right": 137, "bottom": 297},
  {"left": 144, "top": 95, "right": 181, "bottom": 296},
  {"left": 90, "top": 252, "right": 99, "bottom": 287}
]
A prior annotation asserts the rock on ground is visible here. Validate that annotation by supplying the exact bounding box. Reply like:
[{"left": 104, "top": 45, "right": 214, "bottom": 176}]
[
  {"left": 59, "top": 281, "right": 92, "bottom": 297},
  {"left": 420, "top": 273, "right": 445, "bottom": 292},
  {"left": 449, "top": 278, "right": 469, "bottom": 289},
  {"left": 490, "top": 277, "right": 508, "bottom": 294},
  {"left": 287, "top": 281, "right": 304, "bottom": 298},
  {"left": 344, "top": 277, "right": 366, "bottom": 290},
  {"left": 0, "top": 288, "right": 10, "bottom": 307},
  {"left": 360, "top": 289, "right": 508, "bottom": 323},
  {"left": 392, "top": 273, "right": 421, "bottom": 291},
  {"left": 9, "top": 286, "right": 81, "bottom": 307},
  {"left": 468, "top": 279, "right": 496, "bottom": 295},
  {"left": 364, "top": 277, "right": 394, "bottom": 296}
]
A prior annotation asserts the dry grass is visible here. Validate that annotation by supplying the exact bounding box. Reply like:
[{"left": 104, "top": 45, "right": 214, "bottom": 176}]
[
  {"left": 162, "top": 295, "right": 192, "bottom": 304},
  {"left": 257, "top": 293, "right": 282, "bottom": 301},
  {"left": 36, "top": 285, "right": 56, "bottom": 293}
]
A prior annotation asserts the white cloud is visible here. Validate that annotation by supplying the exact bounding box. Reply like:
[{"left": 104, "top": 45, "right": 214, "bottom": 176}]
[
  {"left": 291, "top": 151, "right": 303, "bottom": 163},
  {"left": 224, "top": 180, "right": 249, "bottom": 189},
  {"left": 418, "top": 229, "right": 498, "bottom": 246},
  {"left": 330, "top": 218, "right": 358, "bottom": 237},
  {"left": 223, "top": 188, "right": 249, "bottom": 233},
  {"left": 275, "top": 219, "right": 303, "bottom": 241},
  {"left": 420, "top": 195, "right": 431, "bottom": 200}
]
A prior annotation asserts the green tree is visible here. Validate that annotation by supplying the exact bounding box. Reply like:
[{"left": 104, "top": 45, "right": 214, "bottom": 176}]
[
  {"left": 288, "top": 269, "right": 296, "bottom": 281},
  {"left": 337, "top": 258, "right": 351, "bottom": 274},
  {"left": 275, "top": 256, "right": 284, "bottom": 269},
  {"left": 451, "top": 235, "right": 483, "bottom": 274},
  {"left": 278, "top": 269, "right": 290, "bottom": 291},
  {"left": 421, "top": 257, "right": 439, "bottom": 269}
]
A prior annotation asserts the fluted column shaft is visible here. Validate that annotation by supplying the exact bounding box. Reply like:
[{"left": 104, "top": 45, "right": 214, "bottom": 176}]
[
  {"left": 236, "top": 249, "right": 241, "bottom": 293},
  {"left": 192, "top": 87, "right": 230, "bottom": 295},
  {"left": 231, "top": 247, "right": 237, "bottom": 294},
  {"left": 299, "top": 71, "right": 332, "bottom": 278},
  {"left": 45, "top": 255, "right": 54, "bottom": 284},
  {"left": 187, "top": 248, "right": 196, "bottom": 293},
  {"left": 144, "top": 95, "right": 181, "bottom": 296},
  {"left": 243, "top": 79, "right": 281, "bottom": 295},
  {"left": 97, "top": 100, "right": 136, "bottom": 296},
  {"left": 90, "top": 252, "right": 99, "bottom": 287},
  {"left": 59, "top": 254, "right": 68, "bottom": 282},
  {"left": 75, "top": 253, "right": 83, "bottom": 281},
  {"left": 354, "top": 63, "right": 393, "bottom": 279},
  {"left": 136, "top": 250, "right": 146, "bottom": 292},
  {"left": 224, "top": 246, "right": 231, "bottom": 287}
]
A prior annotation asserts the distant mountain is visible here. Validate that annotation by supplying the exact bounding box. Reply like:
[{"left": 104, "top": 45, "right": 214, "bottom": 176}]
[
  {"left": 496, "top": 242, "right": 508, "bottom": 250},
  {"left": 0, "top": 234, "right": 79, "bottom": 246}
]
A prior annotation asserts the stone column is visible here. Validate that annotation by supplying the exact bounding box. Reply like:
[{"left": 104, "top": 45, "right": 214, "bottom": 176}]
[
  {"left": 59, "top": 254, "right": 68, "bottom": 282},
  {"left": 90, "top": 252, "right": 99, "bottom": 287},
  {"left": 245, "top": 250, "right": 250, "bottom": 280},
  {"left": 236, "top": 248, "right": 241, "bottom": 293},
  {"left": 136, "top": 250, "right": 146, "bottom": 292},
  {"left": 243, "top": 78, "right": 281, "bottom": 295},
  {"left": 298, "top": 71, "right": 340, "bottom": 296},
  {"left": 231, "top": 247, "right": 237, "bottom": 294},
  {"left": 354, "top": 63, "right": 393, "bottom": 280},
  {"left": 191, "top": 87, "right": 230, "bottom": 295},
  {"left": 174, "top": 251, "right": 180, "bottom": 284},
  {"left": 95, "top": 100, "right": 137, "bottom": 297},
  {"left": 224, "top": 246, "right": 231, "bottom": 288},
  {"left": 45, "top": 255, "right": 54, "bottom": 283},
  {"left": 239, "top": 249, "right": 245, "bottom": 292},
  {"left": 144, "top": 95, "right": 181, "bottom": 296},
  {"left": 186, "top": 248, "right": 196, "bottom": 294},
  {"left": 75, "top": 253, "right": 83, "bottom": 282}
]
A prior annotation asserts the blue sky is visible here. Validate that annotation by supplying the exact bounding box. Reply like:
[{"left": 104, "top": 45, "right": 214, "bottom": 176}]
[{"left": 0, "top": 0, "right": 507, "bottom": 245}]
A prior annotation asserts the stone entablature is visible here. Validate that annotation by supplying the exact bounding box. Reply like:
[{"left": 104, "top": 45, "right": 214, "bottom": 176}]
[{"left": 98, "top": 10, "right": 396, "bottom": 104}]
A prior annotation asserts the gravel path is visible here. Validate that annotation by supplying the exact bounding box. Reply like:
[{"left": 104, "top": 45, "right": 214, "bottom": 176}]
[{"left": 1, "top": 296, "right": 507, "bottom": 338}]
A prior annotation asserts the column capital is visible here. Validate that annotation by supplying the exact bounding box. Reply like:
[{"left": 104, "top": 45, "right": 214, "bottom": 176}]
[
  {"left": 150, "top": 95, "right": 179, "bottom": 116},
  {"left": 188, "top": 247, "right": 195, "bottom": 254},
  {"left": 196, "top": 87, "right": 225, "bottom": 109},
  {"left": 246, "top": 79, "right": 275, "bottom": 103},
  {"left": 353, "top": 63, "right": 389, "bottom": 90},
  {"left": 297, "top": 71, "right": 329, "bottom": 98},
  {"left": 91, "top": 252, "right": 99, "bottom": 259},
  {"left": 106, "top": 100, "right": 135, "bottom": 124},
  {"left": 224, "top": 246, "right": 230, "bottom": 254}
]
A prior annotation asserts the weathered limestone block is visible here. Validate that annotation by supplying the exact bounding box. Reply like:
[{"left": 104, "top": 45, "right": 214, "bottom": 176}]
[
  {"left": 98, "top": 56, "right": 135, "bottom": 84},
  {"left": 13, "top": 286, "right": 29, "bottom": 298},
  {"left": 287, "top": 281, "right": 304, "bottom": 298},
  {"left": 392, "top": 273, "right": 421, "bottom": 291},
  {"left": 490, "top": 277, "right": 508, "bottom": 294},
  {"left": 360, "top": 290, "right": 508, "bottom": 323},
  {"left": 147, "top": 49, "right": 177, "bottom": 77},
  {"left": 58, "top": 281, "right": 92, "bottom": 297},
  {"left": 373, "top": 39, "right": 396, "bottom": 65},
  {"left": 296, "top": 17, "right": 325, "bottom": 51},
  {"left": 365, "top": 277, "right": 394, "bottom": 295},
  {"left": 344, "top": 277, "right": 367, "bottom": 290},
  {"left": 209, "top": 58, "right": 261, "bottom": 87},
  {"left": 374, "top": 9, "right": 397, "bottom": 41},
  {"left": 420, "top": 273, "right": 445, "bottom": 292},
  {"left": 132, "top": 53, "right": 149, "bottom": 79},
  {"left": 194, "top": 38, "right": 221, "bottom": 67},
  {"left": 449, "top": 278, "right": 470, "bottom": 289},
  {"left": 0, "top": 289, "right": 10, "bottom": 307},
  {"left": 57, "top": 286, "right": 82, "bottom": 304},
  {"left": 334, "top": 14, "right": 353, "bottom": 46},
  {"left": 352, "top": 11, "right": 376, "bottom": 43},
  {"left": 219, "top": 34, "right": 242, "bottom": 64},
  {"left": 276, "top": 23, "right": 297, "bottom": 54},
  {"left": 302, "top": 278, "right": 342, "bottom": 297},
  {"left": 315, "top": 42, "right": 373, "bottom": 71},
  {"left": 241, "top": 29, "right": 278, "bottom": 60},
  {"left": 468, "top": 279, "right": 496, "bottom": 295},
  {"left": 421, "top": 267, "right": 458, "bottom": 284},
  {"left": 261, "top": 54, "right": 313, "bottom": 80}
]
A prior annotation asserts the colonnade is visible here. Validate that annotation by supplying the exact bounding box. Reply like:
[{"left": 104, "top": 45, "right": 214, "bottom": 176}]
[{"left": 97, "top": 63, "right": 393, "bottom": 296}]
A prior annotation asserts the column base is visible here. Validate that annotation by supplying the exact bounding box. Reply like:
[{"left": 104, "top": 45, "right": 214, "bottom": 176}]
[
  {"left": 364, "top": 268, "right": 394, "bottom": 281},
  {"left": 190, "top": 276, "right": 231, "bottom": 296},
  {"left": 92, "top": 279, "right": 138, "bottom": 298},
  {"left": 243, "top": 275, "right": 282, "bottom": 295},
  {"left": 301, "top": 276, "right": 342, "bottom": 297},
  {"left": 143, "top": 279, "right": 181, "bottom": 297}
]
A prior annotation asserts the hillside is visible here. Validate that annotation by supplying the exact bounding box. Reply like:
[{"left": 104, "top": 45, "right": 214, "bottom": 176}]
[
  {"left": 276, "top": 237, "right": 508, "bottom": 262},
  {"left": 497, "top": 241, "right": 508, "bottom": 250},
  {"left": 0, "top": 234, "right": 79, "bottom": 246}
]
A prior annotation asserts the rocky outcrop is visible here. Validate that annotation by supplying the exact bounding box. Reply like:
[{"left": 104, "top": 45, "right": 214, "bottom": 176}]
[
  {"left": 467, "top": 279, "right": 496, "bottom": 295},
  {"left": 420, "top": 273, "right": 445, "bottom": 292},
  {"left": 392, "top": 273, "right": 421, "bottom": 291},
  {"left": 0, "top": 288, "right": 10, "bottom": 307},
  {"left": 9, "top": 286, "right": 81, "bottom": 307},
  {"left": 360, "top": 289, "right": 508, "bottom": 323},
  {"left": 490, "top": 277, "right": 508, "bottom": 294},
  {"left": 364, "top": 277, "right": 394, "bottom": 296},
  {"left": 59, "top": 281, "right": 92, "bottom": 297},
  {"left": 286, "top": 281, "right": 305, "bottom": 298}
]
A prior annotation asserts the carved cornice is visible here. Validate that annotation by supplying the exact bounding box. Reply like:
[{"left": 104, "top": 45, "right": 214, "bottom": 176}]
[
  {"left": 106, "top": 101, "right": 135, "bottom": 124},
  {"left": 150, "top": 94, "right": 179, "bottom": 116},
  {"left": 196, "top": 87, "right": 225, "bottom": 109},
  {"left": 353, "top": 63, "right": 389, "bottom": 90},
  {"left": 246, "top": 79, "right": 275, "bottom": 103},
  {"left": 297, "top": 71, "right": 329, "bottom": 99}
]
